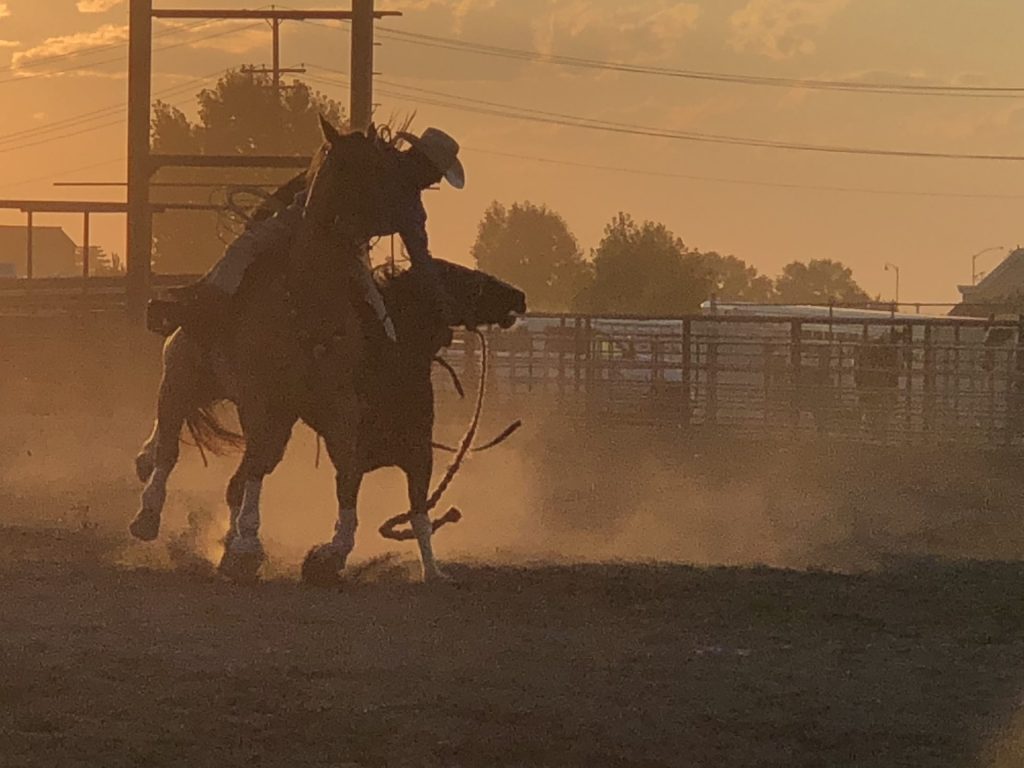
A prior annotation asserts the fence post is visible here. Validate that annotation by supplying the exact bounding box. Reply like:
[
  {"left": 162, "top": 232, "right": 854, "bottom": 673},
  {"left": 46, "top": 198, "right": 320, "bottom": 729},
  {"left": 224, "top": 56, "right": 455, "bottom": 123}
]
[
  {"left": 681, "top": 318, "right": 692, "bottom": 428},
  {"left": 707, "top": 319, "right": 719, "bottom": 426},
  {"left": 790, "top": 320, "right": 803, "bottom": 431},
  {"left": 922, "top": 324, "right": 934, "bottom": 435}
]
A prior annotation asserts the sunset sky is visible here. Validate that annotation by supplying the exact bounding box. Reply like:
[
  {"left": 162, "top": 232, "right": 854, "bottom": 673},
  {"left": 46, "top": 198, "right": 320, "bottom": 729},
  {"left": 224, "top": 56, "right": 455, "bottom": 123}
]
[{"left": 3, "top": 0, "right": 1024, "bottom": 306}]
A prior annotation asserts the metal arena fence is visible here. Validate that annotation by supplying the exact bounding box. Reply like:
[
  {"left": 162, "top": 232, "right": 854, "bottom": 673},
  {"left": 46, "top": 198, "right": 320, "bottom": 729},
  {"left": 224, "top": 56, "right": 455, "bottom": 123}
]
[
  {"left": 443, "top": 312, "right": 1024, "bottom": 448},
  {"left": 3, "top": 278, "right": 1022, "bottom": 447}
]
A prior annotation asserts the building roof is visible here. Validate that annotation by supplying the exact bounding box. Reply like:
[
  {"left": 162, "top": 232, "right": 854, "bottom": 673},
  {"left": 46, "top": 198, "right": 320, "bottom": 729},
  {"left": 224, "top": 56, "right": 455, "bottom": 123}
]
[
  {"left": 0, "top": 225, "right": 79, "bottom": 278},
  {"left": 0, "top": 225, "right": 77, "bottom": 255},
  {"left": 953, "top": 247, "right": 1024, "bottom": 317}
]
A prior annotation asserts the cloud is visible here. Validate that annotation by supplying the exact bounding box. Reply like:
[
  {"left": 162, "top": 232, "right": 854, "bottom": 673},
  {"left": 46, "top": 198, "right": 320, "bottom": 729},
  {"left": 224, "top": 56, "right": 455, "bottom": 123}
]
[
  {"left": 534, "top": 1, "right": 702, "bottom": 63},
  {"left": 10, "top": 23, "right": 128, "bottom": 74},
  {"left": 0, "top": 4, "right": 9, "bottom": 19},
  {"left": 729, "top": 0, "right": 850, "bottom": 60},
  {"left": 77, "top": 0, "right": 125, "bottom": 11},
  {"left": 167, "top": 19, "right": 267, "bottom": 54},
  {"left": 0, "top": 39, "right": 18, "bottom": 48}
]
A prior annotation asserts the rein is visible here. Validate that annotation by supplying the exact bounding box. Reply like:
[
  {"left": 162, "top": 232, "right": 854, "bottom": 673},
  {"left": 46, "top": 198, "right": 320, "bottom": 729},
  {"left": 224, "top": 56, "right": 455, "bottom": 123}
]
[{"left": 378, "top": 329, "right": 490, "bottom": 541}]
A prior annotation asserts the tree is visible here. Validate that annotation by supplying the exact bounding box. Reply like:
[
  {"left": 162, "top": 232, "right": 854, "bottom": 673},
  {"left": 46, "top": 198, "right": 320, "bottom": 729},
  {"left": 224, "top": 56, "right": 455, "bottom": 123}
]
[
  {"left": 773, "top": 259, "right": 870, "bottom": 305},
  {"left": 150, "top": 68, "right": 345, "bottom": 274},
  {"left": 690, "top": 251, "right": 774, "bottom": 303},
  {"left": 576, "top": 212, "right": 710, "bottom": 315},
  {"left": 76, "top": 245, "right": 124, "bottom": 276},
  {"left": 470, "top": 201, "right": 591, "bottom": 312}
]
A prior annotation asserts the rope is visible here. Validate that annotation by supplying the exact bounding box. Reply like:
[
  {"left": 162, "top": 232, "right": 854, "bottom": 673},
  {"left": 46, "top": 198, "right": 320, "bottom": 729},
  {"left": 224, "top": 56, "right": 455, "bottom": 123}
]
[
  {"left": 433, "top": 355, "right": 465, "bottom": 398},
  {"left": 379, "top": 329, "right": 489, "bottom": 541},
  {"left": 432, "top": 419, "right": 522, "bottom": 453}
]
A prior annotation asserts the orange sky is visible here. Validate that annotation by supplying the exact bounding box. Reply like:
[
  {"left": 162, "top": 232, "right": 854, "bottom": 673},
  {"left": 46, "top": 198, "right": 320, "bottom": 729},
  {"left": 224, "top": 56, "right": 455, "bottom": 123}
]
[{"left": 2, "top": 0, "right": 1024, "bottom": 308}]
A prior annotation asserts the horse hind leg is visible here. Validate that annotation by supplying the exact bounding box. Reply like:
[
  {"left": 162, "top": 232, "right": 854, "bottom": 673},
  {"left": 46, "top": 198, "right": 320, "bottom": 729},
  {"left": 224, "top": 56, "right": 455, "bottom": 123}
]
[
  {"left": 130, "top": 331, "right": 202, "bottom": 542},
  {"left": 135, "top": 421, "right": 158, "bottom": 483}
]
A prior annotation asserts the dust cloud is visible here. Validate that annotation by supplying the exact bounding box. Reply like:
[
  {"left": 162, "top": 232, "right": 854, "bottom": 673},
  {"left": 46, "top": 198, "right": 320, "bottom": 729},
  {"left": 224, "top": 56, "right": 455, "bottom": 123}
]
[{"left": 4, "top": 332, "right": 1024, "bottom": 573}]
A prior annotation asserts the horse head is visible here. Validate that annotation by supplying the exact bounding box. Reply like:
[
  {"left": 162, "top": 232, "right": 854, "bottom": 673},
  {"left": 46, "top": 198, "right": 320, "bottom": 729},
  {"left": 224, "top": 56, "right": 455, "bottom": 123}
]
[
  {"left": 380, "top": 260, "right": 526, "bottom": 354},
  {"left": 432, "top": 259, "right": 527, "bottom": 331},
  {"left": 303, "top": 115, "right": 380, "bottom": 235}
]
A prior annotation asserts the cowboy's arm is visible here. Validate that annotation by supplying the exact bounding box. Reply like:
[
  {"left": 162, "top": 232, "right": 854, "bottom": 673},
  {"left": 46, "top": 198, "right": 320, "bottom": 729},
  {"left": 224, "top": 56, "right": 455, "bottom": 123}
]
[{"left": 396, "top": 196, "right": 432, "bottom": 268}]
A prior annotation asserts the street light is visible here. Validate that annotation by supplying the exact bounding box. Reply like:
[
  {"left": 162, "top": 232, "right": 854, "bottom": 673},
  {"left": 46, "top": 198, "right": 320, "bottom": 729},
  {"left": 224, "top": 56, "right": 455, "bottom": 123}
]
[
  {"left": 971, "top": 245, "right": 1005, "bottom": 285},
  {"left": 884, "top": 262, "right": 900, "bottom": 307}
]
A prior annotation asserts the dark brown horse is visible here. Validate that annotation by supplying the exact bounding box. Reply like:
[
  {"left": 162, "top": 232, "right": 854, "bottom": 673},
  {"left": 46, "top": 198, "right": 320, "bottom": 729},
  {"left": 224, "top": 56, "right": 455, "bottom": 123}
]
[
  {"left": 133, "top": 256, "right": 526, "bottom": 581},
  {"left": 132, "top": 117, "right": 381, "bottom": 579}
]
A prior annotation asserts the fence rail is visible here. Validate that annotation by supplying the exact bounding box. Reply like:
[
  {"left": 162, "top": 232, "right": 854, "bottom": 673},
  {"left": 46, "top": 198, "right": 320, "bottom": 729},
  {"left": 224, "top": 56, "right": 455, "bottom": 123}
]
[
  {"left": 442, "top": 314, "right": 1024, "bottom": 447},
  {"left": 3, "top": 279, "right": 1022, "bottom": 446}
]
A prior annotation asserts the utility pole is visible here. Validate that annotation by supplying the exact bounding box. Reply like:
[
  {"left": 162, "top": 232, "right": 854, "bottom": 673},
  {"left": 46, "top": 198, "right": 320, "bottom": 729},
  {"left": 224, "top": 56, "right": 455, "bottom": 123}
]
[
  {"left": 126, "top": 0, "right": 153, "bottom": 323},
  {"left": 350, "top": 0, "right": 375, "bottom": 132},
  {"left": 125, "top": 4, "right": 399, "bottom": 323}
]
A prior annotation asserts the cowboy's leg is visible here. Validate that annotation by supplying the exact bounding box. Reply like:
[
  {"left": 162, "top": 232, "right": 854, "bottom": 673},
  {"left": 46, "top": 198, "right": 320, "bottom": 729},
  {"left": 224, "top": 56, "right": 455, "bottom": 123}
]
[
  {"left": 351, "top": 247, "right": 396, "bottom": 341},
  {"left": 202, "top": 209, "right": 301, "bottom": 295}
]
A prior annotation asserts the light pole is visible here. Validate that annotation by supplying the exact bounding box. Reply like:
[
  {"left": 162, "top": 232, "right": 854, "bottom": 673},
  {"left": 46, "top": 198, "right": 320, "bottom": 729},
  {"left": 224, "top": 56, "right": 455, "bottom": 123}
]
[
  {"left": 884, "top": 262, "right": 900, "bottom": 307},
  {"left": 971, "top": 245, "right": 1005, "bottom": 285}
]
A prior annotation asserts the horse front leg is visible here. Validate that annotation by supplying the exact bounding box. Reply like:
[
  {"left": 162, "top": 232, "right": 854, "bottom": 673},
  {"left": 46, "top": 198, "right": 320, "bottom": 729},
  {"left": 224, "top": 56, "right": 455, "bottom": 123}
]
[
  {"left": 218, "top": 408, "right": 294, "bottom": 581},
  {"left": 301, "top": 425, "right": 362, "bottom": 586},
  {"left": 406, "top": 446, "right": 445, "bottom": 582}
]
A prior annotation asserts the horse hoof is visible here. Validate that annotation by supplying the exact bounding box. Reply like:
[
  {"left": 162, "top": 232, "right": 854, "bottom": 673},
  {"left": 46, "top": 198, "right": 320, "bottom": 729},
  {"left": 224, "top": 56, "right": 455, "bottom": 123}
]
[
  {"left": 129, "top": 508, "right": 161, "bottom": 542},
  {"left": 423, "top": 566, "right": 450, "bottom": 584},
  {"left": 134, "top": 453, "right": 155, "bottom": 483},
  {"left": 301, "top": 544, "right": 347, "bottom": 587},
  {"left": 218, "top": 540, "right": 265, "bottom": 583}
]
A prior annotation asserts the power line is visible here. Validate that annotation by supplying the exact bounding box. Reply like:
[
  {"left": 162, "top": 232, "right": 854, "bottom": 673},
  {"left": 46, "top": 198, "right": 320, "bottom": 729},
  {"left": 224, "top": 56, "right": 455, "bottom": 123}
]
[
  {"left": 0, "top": 20, "right": 264, "bottom": 86},
  {"left": 0, "top": 18, "right": 209, "bottom": 75},
  {"left": 462, "top": 145, "right": 1024, "bottom": 200},
  {"left": 305, "top": 68, "right": 1024, "bottom": 162},
  {"left": 0, "top": 70, "right": 222, "bottom": 149},
  {"left": 298, "top": 19, "right": 1024, "bottom": 99},
  {"left": 0, "top": 71, "right": 222, "bottom": 160},
  {"left": 0, "top": 156, "right": 126, "bottom": 191}
]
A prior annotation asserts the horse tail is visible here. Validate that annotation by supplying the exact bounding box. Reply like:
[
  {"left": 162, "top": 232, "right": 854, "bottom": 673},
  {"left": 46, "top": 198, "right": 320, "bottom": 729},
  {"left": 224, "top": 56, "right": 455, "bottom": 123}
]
[{"left": 183, "top": 404, "right": 245, "bottom": 456}]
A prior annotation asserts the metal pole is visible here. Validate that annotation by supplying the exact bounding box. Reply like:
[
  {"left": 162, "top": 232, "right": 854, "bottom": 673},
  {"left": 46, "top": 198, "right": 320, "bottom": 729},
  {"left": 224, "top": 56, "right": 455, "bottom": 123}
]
[
  {"left": 82, "top": 212, "right": 90, "bottom": 281},
  {"left": 127, "top": 0, "right": 153, "bottom": 323},
  {"left": 272, "top": 17, "right": 281, "bottom": 97},
  {"left": 350, "top": 0, "right": 374, "bottom": 132},
  {"left": 25, "top": 210, "right": 32, "bottom": 279}
]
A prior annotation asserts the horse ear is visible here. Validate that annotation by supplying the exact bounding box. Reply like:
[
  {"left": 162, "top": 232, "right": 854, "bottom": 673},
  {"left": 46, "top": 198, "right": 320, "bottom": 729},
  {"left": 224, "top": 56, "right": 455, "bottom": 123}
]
[{"left": 319, "top": 114, "right": 342, "bottom": 145}]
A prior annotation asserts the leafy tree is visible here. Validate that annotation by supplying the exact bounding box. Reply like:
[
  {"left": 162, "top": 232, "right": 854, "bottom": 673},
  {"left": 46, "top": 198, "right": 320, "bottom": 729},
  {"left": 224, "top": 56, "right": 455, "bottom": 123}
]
[
  {"left": 150, "top": 67, "right": 345, "bottom": 274},
  {"left": 773, "top": 258, "right": 870, "bottom": 305},
  {"left": 470, "top": 201, "right": 591, "bottom": 312},
  {"left": 576, "top": 212, "right": 710, "bottom": 315},
  {"left": 690, "top": 251, "right": 774, "bottom": 303},
  {"left": 76, "top": 245, "right": 124, "bottom": 276}
]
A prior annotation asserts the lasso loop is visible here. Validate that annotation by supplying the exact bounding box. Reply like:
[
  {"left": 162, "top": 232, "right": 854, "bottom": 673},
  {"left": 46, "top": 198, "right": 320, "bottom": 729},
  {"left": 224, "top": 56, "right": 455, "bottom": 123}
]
[{"left": 379, "top": 329, "right": 492, "bottom": 541}]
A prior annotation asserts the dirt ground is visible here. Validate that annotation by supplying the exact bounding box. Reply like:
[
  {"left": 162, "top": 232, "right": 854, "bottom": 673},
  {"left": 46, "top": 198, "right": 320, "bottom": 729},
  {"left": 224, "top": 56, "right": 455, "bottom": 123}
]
[
  {"left": 6, "top": 378, "right": 1024, "bottom": 765},
  {"left": 4, "top": 524, "right": 1024, "bottom": 768}
]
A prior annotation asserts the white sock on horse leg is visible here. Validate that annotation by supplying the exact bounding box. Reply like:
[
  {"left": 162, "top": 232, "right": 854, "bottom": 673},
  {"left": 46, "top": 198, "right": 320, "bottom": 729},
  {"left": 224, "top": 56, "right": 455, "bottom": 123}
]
[
  {"left": 235, "top": 479, "right": 262, "bottom": 540},
  {"left": 141, "top": 466, "right": 169, "bottom": 513},
  {"left": 332, "top": 507, "right": 357, "bottom": 555},
  {"left": 411, "top": 513, "right": 438, "bottom": 570}
]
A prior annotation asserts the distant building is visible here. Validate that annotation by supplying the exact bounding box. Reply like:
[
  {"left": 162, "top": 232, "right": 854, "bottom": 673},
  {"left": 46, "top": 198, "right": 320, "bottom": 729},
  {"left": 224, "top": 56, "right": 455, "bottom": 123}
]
[
  {"left": 953, "top": 247, "right": 1024, "bottom": 317},
  {"left": 0, "top": 225, "right": 77, "bottom": 278}
]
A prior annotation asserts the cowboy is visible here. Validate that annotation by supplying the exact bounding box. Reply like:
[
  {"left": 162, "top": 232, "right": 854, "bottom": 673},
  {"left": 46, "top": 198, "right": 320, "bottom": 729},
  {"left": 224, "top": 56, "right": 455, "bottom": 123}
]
[{"left": 167, "top": 126, "right": 465, "bottom": 335}]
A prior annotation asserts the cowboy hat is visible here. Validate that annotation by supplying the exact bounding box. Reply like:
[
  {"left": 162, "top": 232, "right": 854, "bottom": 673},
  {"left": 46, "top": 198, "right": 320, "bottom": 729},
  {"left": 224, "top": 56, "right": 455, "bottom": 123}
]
[{"left": 397, "top": 127, "right": 465, "bottom": 189}]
